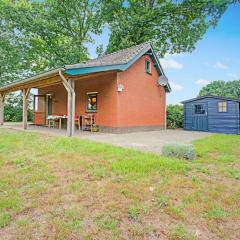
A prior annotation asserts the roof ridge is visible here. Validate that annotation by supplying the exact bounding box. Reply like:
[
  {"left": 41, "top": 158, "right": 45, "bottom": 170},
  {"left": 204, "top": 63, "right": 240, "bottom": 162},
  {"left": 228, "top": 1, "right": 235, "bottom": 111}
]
[
  {"left": 182, "top": 95, "right": 240, "bottom": 103},
  {"left": 87, "top": 41, "right": 151, "bottom": 62}
]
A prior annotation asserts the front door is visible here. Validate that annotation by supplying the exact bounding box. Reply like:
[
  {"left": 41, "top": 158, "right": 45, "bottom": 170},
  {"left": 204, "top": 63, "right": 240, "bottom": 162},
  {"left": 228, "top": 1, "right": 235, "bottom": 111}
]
[
  {"left": 47, "top": 95, "right": 52, "bottom": 116},
  {"left": 192, "top": 103, "right": 208, "bottom": 131}
]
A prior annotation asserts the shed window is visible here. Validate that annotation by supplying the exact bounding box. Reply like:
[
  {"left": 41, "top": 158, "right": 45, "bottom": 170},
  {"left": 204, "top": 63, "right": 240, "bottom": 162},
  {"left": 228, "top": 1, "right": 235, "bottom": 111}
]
[
  {"left": 86, "top": 93, "right": 97, "bottom": 112},
  {"left": 218, "top": 102, "right": 227, "bottom": 112},
  {"left": 194, "top": 104, "right": 205, "bottom": 114},
  {"left": 145, "top": 59, "right": 151, "bottom": 74}
]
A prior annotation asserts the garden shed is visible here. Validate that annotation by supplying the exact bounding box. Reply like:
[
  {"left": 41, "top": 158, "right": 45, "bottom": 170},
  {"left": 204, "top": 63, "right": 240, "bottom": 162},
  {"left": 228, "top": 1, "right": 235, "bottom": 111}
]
[{"left": 182, "top": 96, "right": 240, "bottom": 134}]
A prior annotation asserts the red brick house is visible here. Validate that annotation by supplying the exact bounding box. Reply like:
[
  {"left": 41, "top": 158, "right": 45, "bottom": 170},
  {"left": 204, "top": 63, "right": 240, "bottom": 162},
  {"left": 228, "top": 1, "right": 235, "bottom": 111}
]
[{"left": 0, "top": 42, "right": 171, "bottom": 136}]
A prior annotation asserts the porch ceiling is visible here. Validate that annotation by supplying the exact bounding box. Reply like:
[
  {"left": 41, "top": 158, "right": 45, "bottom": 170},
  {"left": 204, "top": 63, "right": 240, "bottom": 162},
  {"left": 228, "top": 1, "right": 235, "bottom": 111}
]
[
  {"left": 0, "top": 70, "right": 118, "bottom": 95},
  {"left": 0, "top": 68, "right": 63, "bottom": 95}
]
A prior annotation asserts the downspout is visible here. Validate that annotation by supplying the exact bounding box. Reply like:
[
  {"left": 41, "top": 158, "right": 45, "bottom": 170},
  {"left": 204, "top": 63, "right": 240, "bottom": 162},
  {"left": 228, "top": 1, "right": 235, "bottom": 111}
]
[
  {"left": 59, "top": 71, "right": 75, "bottom": 137},
  {"left": 0, "top": 93, "right": 5, "bottom": 126},
  {"left": 164, "top": 93, "right": 167, "bottom": 130}
]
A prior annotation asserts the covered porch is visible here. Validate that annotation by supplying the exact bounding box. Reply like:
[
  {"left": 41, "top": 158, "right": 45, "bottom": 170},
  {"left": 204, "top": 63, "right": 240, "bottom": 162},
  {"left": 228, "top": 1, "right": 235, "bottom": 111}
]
[
  {"left": 33, "top": 92, "right": 95, "bottom": 132},
  {"left": 0, "top": 69, "right": 118, "bottom": 137}
]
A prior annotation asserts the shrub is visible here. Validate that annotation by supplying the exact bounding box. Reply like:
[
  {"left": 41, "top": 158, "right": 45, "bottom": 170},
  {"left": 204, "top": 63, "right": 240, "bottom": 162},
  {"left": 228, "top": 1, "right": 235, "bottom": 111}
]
[
  {"left": 4, "top": 93, "right": 33, "bottom": 122},
  {"left": 162, "top": 143, "right": 196, "bottom": 160},
  {"left": 167, "top": 104, "right": 183, "bottom": 129}
]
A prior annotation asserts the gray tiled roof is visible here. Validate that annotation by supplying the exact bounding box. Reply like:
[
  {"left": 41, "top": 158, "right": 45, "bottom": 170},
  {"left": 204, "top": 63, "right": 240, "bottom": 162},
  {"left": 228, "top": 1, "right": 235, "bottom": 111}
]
[
  {"left": 0, "top": 41, "right": 171, "bottom": 93},
  {"left": 65, "top": 42, "right": 151, "bottom": 69}
]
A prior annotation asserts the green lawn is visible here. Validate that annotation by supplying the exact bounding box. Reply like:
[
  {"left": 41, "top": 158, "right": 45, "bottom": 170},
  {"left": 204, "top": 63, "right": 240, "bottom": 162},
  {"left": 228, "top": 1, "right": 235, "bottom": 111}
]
[{"left": 0, "top": 129, "right": 239, "bottom": 240}]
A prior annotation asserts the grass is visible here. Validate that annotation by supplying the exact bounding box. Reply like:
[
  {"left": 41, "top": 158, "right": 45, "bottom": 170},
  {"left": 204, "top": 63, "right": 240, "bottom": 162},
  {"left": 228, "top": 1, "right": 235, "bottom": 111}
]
[
  {"left": 170, "top": 224, "right": 196, "bottom": 240},
  {"left": 206, "top": 208, "right": 227, "bottom": 220},
  {"left": 0, "top": 129, "right": 239, "bottom": 239},
  {"left": 0, "top": 212, "right": 11, "bottom": 228},
  {"left": 128, "top": 205, "right": 142, "bottom": 221}
]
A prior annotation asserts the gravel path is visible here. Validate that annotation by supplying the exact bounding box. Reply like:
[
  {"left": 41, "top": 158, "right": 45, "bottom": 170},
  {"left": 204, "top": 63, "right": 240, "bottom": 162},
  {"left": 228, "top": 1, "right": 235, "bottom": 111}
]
[
  {"left": 1, "top": 124, "right": 211, "bottom": 154},
  {"left": 80, "top": 129, "right": 211, "bottom": 154}
]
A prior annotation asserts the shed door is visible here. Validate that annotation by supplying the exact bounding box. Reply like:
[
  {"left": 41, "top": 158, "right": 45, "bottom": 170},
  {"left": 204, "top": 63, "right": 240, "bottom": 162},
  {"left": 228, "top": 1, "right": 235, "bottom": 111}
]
[{"left": 192, "top": 103, "right": 208, "bottom": 131}]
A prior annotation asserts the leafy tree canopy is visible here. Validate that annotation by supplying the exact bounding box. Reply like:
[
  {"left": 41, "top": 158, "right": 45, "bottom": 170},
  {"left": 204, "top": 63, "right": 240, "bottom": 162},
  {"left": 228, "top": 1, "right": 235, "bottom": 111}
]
[
  {"left": 0, "top": 0, "right": 103, "bottom": 85},
  {"left": 0, "top": 0, "right": 239, "bottom": 87},
  {"left": 199, "top": 80, "right": 240, "bottom": 99},
  {"left": 102, "top": 0, "right": 239, "bottom": 55},
  {"left": 0, "top": 0, "right": 32, "bottom": 85},
  {"left": 96, "top": 44, "right": 105, "bottom": 57},
  {"left": 1, "top": 0, "right": 103, "bottom": 121}
]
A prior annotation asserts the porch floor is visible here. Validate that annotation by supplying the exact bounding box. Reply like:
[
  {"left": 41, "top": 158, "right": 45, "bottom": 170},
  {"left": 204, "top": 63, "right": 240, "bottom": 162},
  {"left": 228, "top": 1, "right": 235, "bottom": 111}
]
[{"left": 0, "top": 123, "right": 211, "bottom": 154}]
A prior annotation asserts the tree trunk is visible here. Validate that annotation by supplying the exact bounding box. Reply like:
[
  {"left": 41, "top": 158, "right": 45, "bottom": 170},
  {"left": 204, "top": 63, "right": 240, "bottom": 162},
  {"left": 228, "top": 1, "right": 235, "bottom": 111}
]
[{"left": 0, "top": 94, "right": 4, "bottom": 125}]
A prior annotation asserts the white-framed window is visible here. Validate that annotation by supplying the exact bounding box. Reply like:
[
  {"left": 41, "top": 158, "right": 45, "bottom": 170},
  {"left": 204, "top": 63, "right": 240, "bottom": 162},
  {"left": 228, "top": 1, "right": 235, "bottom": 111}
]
[
  {"left": 218, "top": 102, "right": 227, "bottom": 112},
  {"left": 86, "top": 92, "right": 98, "bottom": 112},
  {"left": 145, "top": 59, "right": 151, "bottom": 74}
]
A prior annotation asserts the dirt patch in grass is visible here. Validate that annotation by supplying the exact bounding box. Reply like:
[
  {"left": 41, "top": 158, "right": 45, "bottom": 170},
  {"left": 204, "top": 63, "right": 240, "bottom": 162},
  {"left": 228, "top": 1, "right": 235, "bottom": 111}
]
[{"left": 208, "top": 151, "right": 221, "bottom": 158}]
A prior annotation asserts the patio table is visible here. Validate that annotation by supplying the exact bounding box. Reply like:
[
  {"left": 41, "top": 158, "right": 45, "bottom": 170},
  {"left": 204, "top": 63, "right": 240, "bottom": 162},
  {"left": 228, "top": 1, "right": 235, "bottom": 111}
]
[
  {"left": 47, "top": 115, "right": 80, "bottom": 130},
  {"left": 47, "top": 115, "right": 67, "bottom": 129}
]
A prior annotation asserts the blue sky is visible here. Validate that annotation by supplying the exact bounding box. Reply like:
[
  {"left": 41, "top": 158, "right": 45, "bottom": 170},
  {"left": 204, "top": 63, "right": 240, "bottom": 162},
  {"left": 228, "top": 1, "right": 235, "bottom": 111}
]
[{"left": 87, "top": 4, "right": 240, "bottom": 104}]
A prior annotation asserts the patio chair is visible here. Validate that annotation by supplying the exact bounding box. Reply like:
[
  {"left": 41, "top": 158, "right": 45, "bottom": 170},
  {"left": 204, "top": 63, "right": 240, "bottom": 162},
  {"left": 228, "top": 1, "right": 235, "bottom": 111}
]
[
  {"left": 81, "top": 114, "right": 95, "bottom": 132},
  {"left": 62, "top": 114, "right": 80, "bottom": 131},
  {"left": 75, "top": 115, "right": 81, "bottom": 131}
]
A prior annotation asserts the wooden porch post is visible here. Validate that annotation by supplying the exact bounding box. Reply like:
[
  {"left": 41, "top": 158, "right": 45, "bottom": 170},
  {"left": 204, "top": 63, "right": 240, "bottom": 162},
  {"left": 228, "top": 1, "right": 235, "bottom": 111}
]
[
  {"left": 66, "top": 79, "right": 76, "bottom": 137},
  {"left": 0, "top": 93, "right": 5, "bottom": 126},
  {"left": 70, "top": 80, "right": 75, "bottom": 136},
  {"left": 66, "top": 82, "right": 73, "bottom": 137},
  {"left": 59, "top": 71, "right": 75, "bottom": 137},
  {"left": 22, "top": 88, "right": 30, "bottom": 130}
]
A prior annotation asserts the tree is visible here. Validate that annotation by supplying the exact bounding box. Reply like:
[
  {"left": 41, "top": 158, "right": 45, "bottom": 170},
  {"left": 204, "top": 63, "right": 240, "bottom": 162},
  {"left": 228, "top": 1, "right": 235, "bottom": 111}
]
[
  {"left": 167, "top": 104, "right": 184, "bottom": 129},
  {"left": 1, "top": 0, "right": 103, "bottom": 122},
  {"left": 4, "top": 92, "right": 33, "bottom": 122},
  {"left": 0, "top": 0, "right": 33, "bottom": 86},
  {"left": 102, "top": 0, "right": 239, "bottom": 55},
  {"left": 199, "top": 80, "right": 240, "bottom": 99},
  {"left": 0, "top": 0, "right": 103, "bottom": 85},
  {"left": 96, "top": 44, "right": 105, "bottom": 57}
]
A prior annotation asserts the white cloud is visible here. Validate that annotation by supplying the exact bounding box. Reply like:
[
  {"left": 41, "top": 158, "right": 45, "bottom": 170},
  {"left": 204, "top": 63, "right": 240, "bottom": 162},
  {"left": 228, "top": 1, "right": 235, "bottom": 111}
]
[
  {"left": 161, "top": 58, "right": 183, "bottom": 70},
  {"left": 227, "top": 73, "right": 238, "bottom": 79},
  {"left": 169, "top": 82, "right": 184, "bottom": 91},
  {"left": 195, "top": 79, "right": 210, "bottom": 86},
  {"left": 213, "top": 61, "right": 228, "bottom": 69}
]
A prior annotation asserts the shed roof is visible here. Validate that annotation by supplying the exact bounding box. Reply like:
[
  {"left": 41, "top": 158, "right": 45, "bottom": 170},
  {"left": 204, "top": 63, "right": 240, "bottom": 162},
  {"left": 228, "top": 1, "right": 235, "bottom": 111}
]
[
  {"left": 181, "top": 95, "right": 240, "bottom": 104},
  {"left": 0, "top": 42, "right": 171, "bottom": 93}
]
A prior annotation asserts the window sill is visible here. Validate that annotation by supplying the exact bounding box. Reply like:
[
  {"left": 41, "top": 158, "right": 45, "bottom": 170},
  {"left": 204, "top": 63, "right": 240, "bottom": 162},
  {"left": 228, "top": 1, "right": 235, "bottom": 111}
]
[
  {"left": 146, "top": 72, "right": 152, "bottom": 75},
  {"left": 86, "top": 110, "right": 97, "bottom": 113}
]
